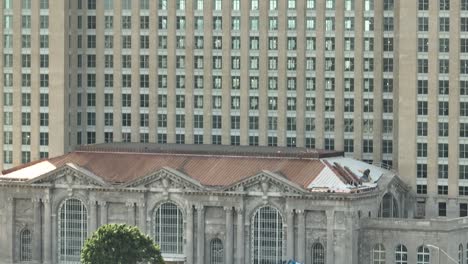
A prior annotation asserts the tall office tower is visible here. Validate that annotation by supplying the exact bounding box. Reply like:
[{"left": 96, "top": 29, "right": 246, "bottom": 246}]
[
  {"left": 398, "top": 0, "right": 468, "bottom": 216},
  {"left": 1, "top": 0, "right": 68, "bottom": 169},
  {"left": 0, "top": 0, "right": 466, "bottom": 216}
]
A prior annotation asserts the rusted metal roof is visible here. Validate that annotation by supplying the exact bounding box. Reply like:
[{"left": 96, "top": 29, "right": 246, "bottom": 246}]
[{"left": 0, "top": 144, "right": 388, "bottom": 192}]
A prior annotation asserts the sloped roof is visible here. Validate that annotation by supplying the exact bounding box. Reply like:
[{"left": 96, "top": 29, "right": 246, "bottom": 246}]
[{"left": 0, "top": 143, "right": 389, "bottom": 193}]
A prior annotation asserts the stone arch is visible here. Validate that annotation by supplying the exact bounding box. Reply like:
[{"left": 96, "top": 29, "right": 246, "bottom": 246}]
[
  {"left": 153, "top": 201, "right": 185, "bottom": 255},
  {"left": 19, "top": 227, "right": 32, "bottom": 262},
  {"left": 251, "top": 205, "right": 284, "bottom": 264},
  {"left": 209, "top": 237, "right": 224, "bottom": 264},
  {"left": 378, "top": 192, "right": 399, "bottom": 218},
  {"left": 311, "top": 242, "right": 325, "bottom": 264}
]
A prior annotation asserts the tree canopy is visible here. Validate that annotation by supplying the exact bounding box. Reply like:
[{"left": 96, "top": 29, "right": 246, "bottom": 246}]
[{"left": 81, "top": 224, "right": 164, "bottom": 264}]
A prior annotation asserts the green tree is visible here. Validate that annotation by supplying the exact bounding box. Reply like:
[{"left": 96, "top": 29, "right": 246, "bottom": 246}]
[{"left": 81, "top": 224, "right": 164, "bottom": 264}]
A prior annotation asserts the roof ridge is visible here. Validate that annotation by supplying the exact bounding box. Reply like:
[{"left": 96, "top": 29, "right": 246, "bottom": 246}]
[{"left": 74, "top": 149, "right": 321, "bottom": 160}]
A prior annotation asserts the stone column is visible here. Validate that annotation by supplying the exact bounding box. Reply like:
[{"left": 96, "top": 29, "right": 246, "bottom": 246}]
[
  {"left": 138, "top": 203, "right": 147, "bottom": 234},
  {"left": 32, "top": 198, "right": 42, "bottom": 263},
  {"left": 127, "top": 202, "right": 135, "bottom": 226},
  {"left": 236, "top": 207, "right": 244, "bottom": 264},
  {"left": 186, "top": 205, "right": 194, "bottom": 264},
  {"left": 196, "top": 205, "right": 205, "bottom": 264},
  {"left": 99, "top": 201, "right": 107, "bottom": 226},
  {"left": 89, "top": 200, "right": 97, "bottom": 233},
  {"left": 326, "top": 210, "right": 335, "bottom": 264},
  {"left": 225, "top": 207, "right": 234, "bottom": 264},
  {"left": 5, "top": 197, "right": 14, "bottom": 262},
  {"left": 297, "top": 210, "right": 306, "bottom": 263},
  {"left": 43, "top": 198, "right": 52, "bottom": 264},
  {"left": 286, "top": 210, "right": 295, "bottom": 260}
]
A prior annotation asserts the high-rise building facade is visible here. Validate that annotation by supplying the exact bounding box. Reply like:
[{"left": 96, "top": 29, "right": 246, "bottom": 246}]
[{"left": 0, "top": 0, "right": 466, "bottom": 211}]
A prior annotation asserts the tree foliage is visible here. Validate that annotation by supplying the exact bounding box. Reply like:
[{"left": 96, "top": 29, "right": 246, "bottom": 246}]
[{"left": 81, "top": 224, "right": 164, "bottom": 264}]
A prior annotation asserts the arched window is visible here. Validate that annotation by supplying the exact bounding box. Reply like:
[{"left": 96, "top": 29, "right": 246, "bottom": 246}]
[
  {"left": 58, "top": 198, "right": 88, "bottom": 263},
  {"left": 312, "top": 243, "right": 325, "bottom": 264},
  {"left": 20, "top": 229, "right": 32, "bottom": 262},
  {"left": 154, "top": 202, "right": 184, "bottom": 255},
  {"left": 417, "top": 245, "right": 430, "bottom": 264},
  {"left": 372, "top": 244, "right": 385, "bottom": 264},
  {"left": 210, "top": 238, "right": 224, "bottom": 264},
  {"left": 251, "top": 206, "right": 283, "bottom": 264},
  {"left": 459, "top": 244, "right": 464, "bottom": 264},
  {"left": 395, "top": 244, "right": 408, "bottom": 264},
  {"left": 379, "top": 193, "right": 399, "bottom": 218},
  {"left": 465, "top": 243, "right": 468, "bottom": 264}
]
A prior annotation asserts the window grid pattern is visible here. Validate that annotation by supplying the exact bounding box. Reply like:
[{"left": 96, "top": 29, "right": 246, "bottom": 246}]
[
  {"left": 417, "top": 245, "right": 430, "bottom": 264},
  {"left": 58, "top": 198, "right": 88, "bottom": 264},
  {"left": 372, "top": 244, "right": 385, "bottom": 264},
  {"left": 312, "top": 243, "right": 325, "bottom": 264},
  {"left": 210, "top": 238, "right": 224, "bottom": 264},
  {"left": 378, "top": 193, "right": 399, "bottom": 218},
  {"left": 395, "top": 244, "right": 408, "bottom": 264},
  {"left": 251, "top": 206, "right": 283, "bottom": 264},
  {"left": 20, "top": 229, "right": 32, "bottom": 262},
  {"left": 460, "top": 244, "right": 464, "bottom": 264},
  {"left": 154, "top": 202, "right": 184, "bottom": 254}
]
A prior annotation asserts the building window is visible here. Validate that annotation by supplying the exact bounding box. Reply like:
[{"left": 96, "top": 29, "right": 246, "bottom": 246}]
[
  {"left": 395, "top": 244, "right": 408, "bottom": 264},
  {"left": 154, "top": 202, "right": 184, "bottom": 254},
  {"left": 460, "top": 203, "right": 468, "bottom": 217},
  {"left": 462, "top": 186, "right": 468, "bottom": 196},
  {"left": 417, "top": 185, "right": 427, "bottom": 194},
  {"left": 438, "top": 202, "right": 447, "bottom": 217},
  {"left": 416, "top": 245, "right": 430, "bottom": 264},
  {"left": 372, "top": 244, "right": 385, "bottom": 264},
  {"left": 251, "top": 206, "right": 283, "bottom": 264},
  {"left": 58, "top": 199, "right": 88, "bottom": 263},
  {"left": 438, "top": 143, "right": 448, "bottom": 158},
  {"left": 20, "top": 229, "right": 32, "bottom": 262},
  {"left": 438, "top": 185, "right": 448, "bottom": 195},
  {"left": 439, "top": 17, "right": 449, "bottom": 32},
  {"left": 378, "top": 193, "right": 399, "bottom": 218},
  {"left": 462, "top": 18, "right": 468, "bottom": 32},
  {"left": 418, "top": 17, "right": 428, "bottom": 32},
  {"left": 312, "top": 243, "right": 325, "bottom": 264},
  {"left": 459, "top": 244, "right": 464, "bottom": 264},
  {"left": 210, "top": 238, "right": 223, "bottom": 264}
]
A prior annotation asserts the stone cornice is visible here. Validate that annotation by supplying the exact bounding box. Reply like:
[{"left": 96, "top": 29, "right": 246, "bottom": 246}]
[{"left": 0, "top": 183, "right": 381, "bottom": 202}]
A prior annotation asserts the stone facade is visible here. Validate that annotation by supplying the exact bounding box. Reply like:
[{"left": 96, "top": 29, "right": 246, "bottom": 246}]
[
  {"left": 0, "top": 162, "right": 409, "bottom": 264},
  {"left": 0, "top": 144, "right": 467, "bottom": 264}
]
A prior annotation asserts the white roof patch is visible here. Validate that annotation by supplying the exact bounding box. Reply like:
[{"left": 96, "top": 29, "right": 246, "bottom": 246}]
[
  {"left": 323, "top": 157, "right": 390, "bottom": 182},
  {"left": 0, "top": 161, "right": 56, "bottom": 180},
  {"left": 308, "top": 162, "right": 350, "bottom": 192}
]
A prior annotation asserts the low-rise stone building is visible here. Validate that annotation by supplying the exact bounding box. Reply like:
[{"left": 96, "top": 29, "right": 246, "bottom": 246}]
[{"left": 0, "top": 143, "right": 466, "bottom": 264}]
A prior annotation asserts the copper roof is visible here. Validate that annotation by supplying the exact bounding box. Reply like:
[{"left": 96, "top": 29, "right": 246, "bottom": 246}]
[
  {"left": 42, "top": 150, "right": 325, "bottom": 187},
  {"left": 1, "top": 144, "right": 385, "bottom": 192}
]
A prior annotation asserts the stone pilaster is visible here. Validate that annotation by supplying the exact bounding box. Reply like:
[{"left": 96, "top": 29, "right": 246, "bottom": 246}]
[
  {"left": 32, "top": 198, "right": 42, "bottom": 263},
  {"left": 196, "top": 205, "right": 205, "bottom": 264},
  {"left": 235, "top": 207, "right": 244, "bottom": 264},
  {"left": 225, "top": 207, "right": 234, "bottom": 264},
  {"left": 89, "top": 200, "right": 97, "bottom": 233},
  {"left": 286, "top": 209, "right": 295, "bottom": 260},
  {"left": 186, "top": 205, "right": 194, "bottom": 264},
  {"left": 126, "top": 202, "right": 135, "bottom": 226},
  {"left": 43, "top": 197, "right": 52, "bottom": 264},
  {"left": 138, "top": 203, "right": 147, "bottom": 234},
  {"left": 326, "top": 210, "right": 335, "bottom": 264},
  {"left": 297, "top": 210, "right": 306, "bottom": 263},
  {"left": 5, "top": 197, "right": 14, "bottom": 262},
  {"left": 99, "top": 201, "right": 107, "bottom": 226}
]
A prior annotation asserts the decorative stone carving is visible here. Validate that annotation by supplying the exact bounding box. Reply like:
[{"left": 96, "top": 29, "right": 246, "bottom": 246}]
[
  {"left": 31, "top": 167, "right": 107, "bottom": 188},
  {"left": 223, "top": 172, "right": 304, "bottom": 195},
  {"left": 126, "top": 169, "right": 204, "bottom": 192},
  {"left": 335, "top": 211, "right": 345, "bottom": 225}
]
